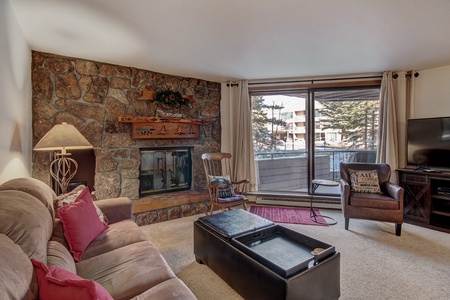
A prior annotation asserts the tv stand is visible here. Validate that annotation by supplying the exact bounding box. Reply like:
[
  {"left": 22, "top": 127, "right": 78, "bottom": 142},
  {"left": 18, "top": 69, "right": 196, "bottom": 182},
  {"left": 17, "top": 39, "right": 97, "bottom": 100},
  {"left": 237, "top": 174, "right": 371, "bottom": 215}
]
[
  {"left": 414, "top": 166, "right": 442, "bottom": 173},
  {"left": 397, "top": 169, "right": 450, "bottom": 233}
]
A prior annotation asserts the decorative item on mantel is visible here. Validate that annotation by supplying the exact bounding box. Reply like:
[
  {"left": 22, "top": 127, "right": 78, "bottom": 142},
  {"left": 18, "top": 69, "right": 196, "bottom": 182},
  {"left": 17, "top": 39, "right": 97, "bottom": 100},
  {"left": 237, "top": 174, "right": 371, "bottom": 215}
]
[
  {"left": 119, "top": 116, "right": 214, "bottom": 139},
  {"left": 156, "top": 108, "right": 182, "bottom": 118},
  {"left": 132, "top": 88, "right": 211, "bottom": 139},
  {"left": 154, "top": 90, "right": 195, "bottom": 108},
  {"left": 138, "top": 89, "right": 195, "bottom": 109}
]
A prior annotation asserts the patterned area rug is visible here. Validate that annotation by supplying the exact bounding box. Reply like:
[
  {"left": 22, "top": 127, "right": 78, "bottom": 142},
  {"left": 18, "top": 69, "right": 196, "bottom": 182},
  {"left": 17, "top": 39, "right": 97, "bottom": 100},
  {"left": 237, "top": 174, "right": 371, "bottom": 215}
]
[{"left": 249, "top": 205, "right": 329, "bottom": 226}]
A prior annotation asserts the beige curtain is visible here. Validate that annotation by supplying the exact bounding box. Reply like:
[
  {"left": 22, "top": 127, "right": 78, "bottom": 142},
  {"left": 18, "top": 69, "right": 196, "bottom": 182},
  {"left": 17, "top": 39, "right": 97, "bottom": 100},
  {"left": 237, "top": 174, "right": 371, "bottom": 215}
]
[
  {"left": 377, "top": 71, "right": 415, "bottom": 180},
  {"left": 221, "top": 80, "right": 257, "bottom": 191}
]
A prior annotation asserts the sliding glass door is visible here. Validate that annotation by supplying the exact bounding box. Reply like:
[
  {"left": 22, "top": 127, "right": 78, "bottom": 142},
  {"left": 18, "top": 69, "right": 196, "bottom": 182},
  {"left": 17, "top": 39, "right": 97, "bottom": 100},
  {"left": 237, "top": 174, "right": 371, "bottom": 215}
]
[
  {"left": 251, "top": 86, "right": 380, "bottom": 196},
  {"left": 252, "top": 92, "right": 309, "bottom": 192},
  {"left": 312, "top": 88, "right": 380, "bottom": 195}
]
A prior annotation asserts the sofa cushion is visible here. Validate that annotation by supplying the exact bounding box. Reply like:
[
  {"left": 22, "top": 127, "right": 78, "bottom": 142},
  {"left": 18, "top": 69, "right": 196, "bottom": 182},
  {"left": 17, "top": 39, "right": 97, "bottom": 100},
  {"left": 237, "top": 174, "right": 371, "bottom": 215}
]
[
  {"left": 82, "top": 219, "right": 147, "bottom": 260},
  {"left": 50, "top": 217, "right": 146, "bottom": 263},
  {"left": 0, "top": 177, "right": 56, "bottom": 220},
  {"left": 57, "top": 187, "right": 109, "bottom": 261},
  {"left": 0, "top": 234, "right": 38, "bottom": 300},
  {"left": 130, "top": 278, "right": 197, "bottom": 300},
  {"left": 31, "top": 258, "right": 113, "bottom": 300},
  {"left": 47, "top": 240, "right": 77, "bottom": 274},
  {"left": 50, "top": 219, "right": 70, "bottom": 249},
  {"left": 0, "top": 190, "right": 53, "bottom": 262},
  {"left": 76, "top": 241, "right": 176, "bottom": 300}
]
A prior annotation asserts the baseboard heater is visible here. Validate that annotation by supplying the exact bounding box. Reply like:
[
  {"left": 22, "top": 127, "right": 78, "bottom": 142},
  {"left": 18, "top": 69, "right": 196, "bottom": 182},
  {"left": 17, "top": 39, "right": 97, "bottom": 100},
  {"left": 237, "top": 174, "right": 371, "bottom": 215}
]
[{"left": 256, "top": 196, "right": 341, "bottom": 209}]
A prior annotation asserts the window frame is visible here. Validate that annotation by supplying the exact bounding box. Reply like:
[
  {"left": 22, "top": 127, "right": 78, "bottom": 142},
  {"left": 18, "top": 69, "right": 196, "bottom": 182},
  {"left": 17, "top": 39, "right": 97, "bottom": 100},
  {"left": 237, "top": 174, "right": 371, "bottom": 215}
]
[{"left": 249, "top": 78, "right": 381, "bottom": 195}]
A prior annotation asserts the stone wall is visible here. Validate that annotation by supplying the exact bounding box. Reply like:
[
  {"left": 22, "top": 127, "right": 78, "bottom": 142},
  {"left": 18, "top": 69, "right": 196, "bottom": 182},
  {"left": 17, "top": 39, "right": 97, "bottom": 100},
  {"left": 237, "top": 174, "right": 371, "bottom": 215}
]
[{"left": 31, "top": 51, "right": 221, "bottom": 199}]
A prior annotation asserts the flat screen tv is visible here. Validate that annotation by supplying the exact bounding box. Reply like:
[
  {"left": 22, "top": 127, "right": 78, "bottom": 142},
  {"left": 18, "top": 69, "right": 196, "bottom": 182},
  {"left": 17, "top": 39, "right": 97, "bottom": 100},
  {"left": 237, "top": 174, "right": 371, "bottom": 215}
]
[{"left": 407, "top": 116, "right": 450, "bottom": 170}]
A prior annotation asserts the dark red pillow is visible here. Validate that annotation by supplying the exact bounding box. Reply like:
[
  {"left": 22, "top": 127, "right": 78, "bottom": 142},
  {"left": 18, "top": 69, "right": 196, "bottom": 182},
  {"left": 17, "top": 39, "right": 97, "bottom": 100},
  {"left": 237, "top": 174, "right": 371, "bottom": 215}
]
[
  {"left": 31, "top": 259, "right": 113, "bottom": 300},
  {"left": 56, "top": 186, "right": 109, "bottom": 261}
]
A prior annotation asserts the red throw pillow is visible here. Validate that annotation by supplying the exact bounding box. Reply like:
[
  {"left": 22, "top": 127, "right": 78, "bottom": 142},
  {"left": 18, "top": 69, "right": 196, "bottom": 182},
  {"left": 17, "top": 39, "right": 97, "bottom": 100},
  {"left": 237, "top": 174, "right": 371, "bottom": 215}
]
[
  {"left": 31, "top": 259, "right": 113, "bottom": 300},
  {"left": 56, "top": 186, "right": 109, "bottom": 261}
]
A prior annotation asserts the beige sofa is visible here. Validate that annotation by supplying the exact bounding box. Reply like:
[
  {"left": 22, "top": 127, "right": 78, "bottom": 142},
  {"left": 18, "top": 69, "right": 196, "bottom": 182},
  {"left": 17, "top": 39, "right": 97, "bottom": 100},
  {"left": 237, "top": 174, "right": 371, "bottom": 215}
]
[{"left": 0, "top": 177, "right": 196, "bottom": 300}]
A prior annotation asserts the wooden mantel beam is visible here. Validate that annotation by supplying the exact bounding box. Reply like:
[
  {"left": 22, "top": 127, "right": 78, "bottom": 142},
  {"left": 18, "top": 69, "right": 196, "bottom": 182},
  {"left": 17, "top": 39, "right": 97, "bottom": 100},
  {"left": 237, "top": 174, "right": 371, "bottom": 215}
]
[
  {"left": 118, "top": 116, "right": 214, "bottom": 125},
  {"left": 118, "top": 116, "right": 214, "bottom": 139}
]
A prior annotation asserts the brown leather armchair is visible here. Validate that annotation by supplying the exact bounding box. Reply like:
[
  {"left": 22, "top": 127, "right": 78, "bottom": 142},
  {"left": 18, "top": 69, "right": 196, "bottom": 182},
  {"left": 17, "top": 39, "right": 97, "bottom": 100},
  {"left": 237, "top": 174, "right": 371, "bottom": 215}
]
[{"left": 340, "top": 162, "right": 404, "bottom": 236}]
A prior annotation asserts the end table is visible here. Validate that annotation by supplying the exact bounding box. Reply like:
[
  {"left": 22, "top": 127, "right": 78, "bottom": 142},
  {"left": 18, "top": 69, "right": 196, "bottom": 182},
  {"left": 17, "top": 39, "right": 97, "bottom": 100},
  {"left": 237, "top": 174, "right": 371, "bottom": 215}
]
[{"left": 311, "top": 179, "right": 339, "bottom": 225}]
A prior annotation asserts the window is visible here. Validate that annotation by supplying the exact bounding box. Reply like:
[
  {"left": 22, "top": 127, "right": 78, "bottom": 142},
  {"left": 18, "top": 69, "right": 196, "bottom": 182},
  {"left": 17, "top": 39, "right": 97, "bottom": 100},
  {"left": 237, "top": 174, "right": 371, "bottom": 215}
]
[{"left": 251, "top": 86, "right": 380, "bottom": 196}]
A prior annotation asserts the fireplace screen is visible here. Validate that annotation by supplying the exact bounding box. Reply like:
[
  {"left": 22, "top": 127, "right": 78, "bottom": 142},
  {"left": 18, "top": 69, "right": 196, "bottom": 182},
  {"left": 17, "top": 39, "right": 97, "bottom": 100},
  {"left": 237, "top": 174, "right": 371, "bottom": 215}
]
[{"left": 140, "top": 147, "right": 192, "bottom": 195}]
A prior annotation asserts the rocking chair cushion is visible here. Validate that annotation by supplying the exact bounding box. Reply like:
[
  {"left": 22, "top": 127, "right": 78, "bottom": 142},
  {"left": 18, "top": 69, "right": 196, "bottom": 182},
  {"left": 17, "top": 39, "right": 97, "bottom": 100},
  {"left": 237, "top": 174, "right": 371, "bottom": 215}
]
[
  {"left": 218, "top": 194, "right": 246, "bottom": 203},
  {"left": 208, "top": 175, "right": 235, "bottom": 198}
]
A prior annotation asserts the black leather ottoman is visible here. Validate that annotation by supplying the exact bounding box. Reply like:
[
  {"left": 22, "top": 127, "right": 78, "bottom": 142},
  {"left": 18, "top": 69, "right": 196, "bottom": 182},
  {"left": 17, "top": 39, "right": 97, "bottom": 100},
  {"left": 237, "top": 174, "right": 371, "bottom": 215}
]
[{"left": 194, "top": 209, "right": 340, "bottom": 300}]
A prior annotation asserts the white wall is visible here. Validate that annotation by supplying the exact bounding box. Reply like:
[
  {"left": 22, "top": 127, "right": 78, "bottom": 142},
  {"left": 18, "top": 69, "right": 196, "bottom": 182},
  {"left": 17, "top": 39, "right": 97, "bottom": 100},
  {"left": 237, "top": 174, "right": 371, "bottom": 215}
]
[
  {"left": 0, "top": 0, "right": 32, "bottom": 183},
  {"left": 414, "top": 65, "right": 450, "bottom": 118}
]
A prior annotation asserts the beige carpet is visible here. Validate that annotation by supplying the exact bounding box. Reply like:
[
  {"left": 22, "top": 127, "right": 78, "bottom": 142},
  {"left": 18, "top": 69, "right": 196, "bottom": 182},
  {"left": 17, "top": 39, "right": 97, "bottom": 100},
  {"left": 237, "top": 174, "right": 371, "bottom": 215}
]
[{"left": 140, "top": 208, "right": 450, "bottom": 300}]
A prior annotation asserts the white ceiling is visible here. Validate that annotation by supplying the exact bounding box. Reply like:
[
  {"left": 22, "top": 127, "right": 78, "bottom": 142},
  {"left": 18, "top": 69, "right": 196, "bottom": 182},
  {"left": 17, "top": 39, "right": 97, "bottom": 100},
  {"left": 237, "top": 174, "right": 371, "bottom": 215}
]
[{"left": 9, "top": 0, "right": 450, "bottom": 82}]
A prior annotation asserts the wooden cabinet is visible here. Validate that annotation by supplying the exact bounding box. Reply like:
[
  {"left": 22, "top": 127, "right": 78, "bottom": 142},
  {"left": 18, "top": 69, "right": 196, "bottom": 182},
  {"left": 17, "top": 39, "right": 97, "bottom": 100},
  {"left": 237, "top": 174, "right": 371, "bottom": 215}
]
[{"left": 397, "top": 169, "right": 450, "bottom": 233}]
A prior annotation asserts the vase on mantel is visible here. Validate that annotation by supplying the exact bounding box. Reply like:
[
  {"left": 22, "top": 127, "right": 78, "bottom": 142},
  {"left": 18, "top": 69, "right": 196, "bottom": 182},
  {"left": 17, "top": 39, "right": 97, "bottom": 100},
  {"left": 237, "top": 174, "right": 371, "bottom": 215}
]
[{"left": 155, "top": 107, "right": 183, "bottom": 118}]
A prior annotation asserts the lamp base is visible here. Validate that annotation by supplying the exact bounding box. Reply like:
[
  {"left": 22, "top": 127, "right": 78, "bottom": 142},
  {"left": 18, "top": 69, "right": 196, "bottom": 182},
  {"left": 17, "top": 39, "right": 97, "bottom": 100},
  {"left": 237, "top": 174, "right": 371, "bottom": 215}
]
[{"left": 50, "top": 153, "right": 78, "bottom": 195}]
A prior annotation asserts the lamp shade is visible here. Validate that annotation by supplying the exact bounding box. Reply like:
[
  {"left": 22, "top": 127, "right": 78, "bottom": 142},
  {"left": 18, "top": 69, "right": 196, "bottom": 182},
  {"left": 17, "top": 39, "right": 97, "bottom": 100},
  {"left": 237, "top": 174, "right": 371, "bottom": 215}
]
[{"left": 34, "top": 123, "right": 93, "bottom": 152}]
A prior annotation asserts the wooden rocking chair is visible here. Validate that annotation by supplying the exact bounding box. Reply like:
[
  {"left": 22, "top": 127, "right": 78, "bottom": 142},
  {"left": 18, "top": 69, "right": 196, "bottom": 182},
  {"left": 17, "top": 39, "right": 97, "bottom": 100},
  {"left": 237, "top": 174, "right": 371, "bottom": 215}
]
[{"left": 201, "top": 152, "right": 249, "bottom": 215}]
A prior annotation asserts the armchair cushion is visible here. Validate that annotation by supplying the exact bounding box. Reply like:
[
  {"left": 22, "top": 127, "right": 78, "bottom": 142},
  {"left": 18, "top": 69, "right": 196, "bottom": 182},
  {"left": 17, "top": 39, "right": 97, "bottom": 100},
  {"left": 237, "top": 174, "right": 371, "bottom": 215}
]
[
  {"left": 350, "top": 193, "right": 400, "bottom": 210},
  {"left": 208, "top": 175, "right": 235, "bottom": 198},
  {"left": 348, "top": 169, "right": 382, "bottom": 194}
]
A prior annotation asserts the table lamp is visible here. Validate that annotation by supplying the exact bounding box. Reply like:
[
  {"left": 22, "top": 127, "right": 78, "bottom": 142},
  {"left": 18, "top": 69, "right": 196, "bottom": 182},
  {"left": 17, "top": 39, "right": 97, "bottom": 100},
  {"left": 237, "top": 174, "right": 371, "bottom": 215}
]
[{"left": 34, "top": 122, "right": 93, "bottom": 194}]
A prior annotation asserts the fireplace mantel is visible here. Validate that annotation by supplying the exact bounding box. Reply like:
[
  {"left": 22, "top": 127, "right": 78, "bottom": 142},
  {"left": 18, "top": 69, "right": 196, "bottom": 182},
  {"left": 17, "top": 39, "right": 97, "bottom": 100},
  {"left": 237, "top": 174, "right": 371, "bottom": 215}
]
[{"left": 119, "top": 116, "right": 214, "bottom": 139}]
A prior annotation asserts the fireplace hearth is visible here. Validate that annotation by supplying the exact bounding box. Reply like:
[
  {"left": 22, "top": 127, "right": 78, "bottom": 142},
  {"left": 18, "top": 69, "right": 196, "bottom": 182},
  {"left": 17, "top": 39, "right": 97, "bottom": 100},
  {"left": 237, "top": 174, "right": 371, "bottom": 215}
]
[{"left": 140, "top": 147, "right": 192, "bottom": 196}]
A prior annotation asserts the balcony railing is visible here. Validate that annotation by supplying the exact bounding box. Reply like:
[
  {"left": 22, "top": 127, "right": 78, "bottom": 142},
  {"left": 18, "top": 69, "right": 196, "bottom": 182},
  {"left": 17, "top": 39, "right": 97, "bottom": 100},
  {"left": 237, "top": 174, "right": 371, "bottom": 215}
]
[{"left": 254, "top": 149, "right": 376, "bottom": 193}]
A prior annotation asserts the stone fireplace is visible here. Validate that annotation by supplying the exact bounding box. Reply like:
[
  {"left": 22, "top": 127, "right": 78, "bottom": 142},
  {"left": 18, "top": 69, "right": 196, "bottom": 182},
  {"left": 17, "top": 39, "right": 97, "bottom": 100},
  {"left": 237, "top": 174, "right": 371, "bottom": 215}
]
[{"left": 31, "top": 51, "right": 221, "bottom": 205}]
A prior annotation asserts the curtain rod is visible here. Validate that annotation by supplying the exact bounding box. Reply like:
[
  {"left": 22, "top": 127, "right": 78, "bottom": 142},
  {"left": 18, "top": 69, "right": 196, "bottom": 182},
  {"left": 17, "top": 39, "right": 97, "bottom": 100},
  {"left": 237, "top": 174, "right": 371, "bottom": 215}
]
[
  {"left": 248, "top": 73, "right": 383, "bottom": 86},
  {"left": 393, "top": 71, "right": 420, "bottom": 79},
  {"left": 226, "top": 82, "right": 239, "bottom": 87}
]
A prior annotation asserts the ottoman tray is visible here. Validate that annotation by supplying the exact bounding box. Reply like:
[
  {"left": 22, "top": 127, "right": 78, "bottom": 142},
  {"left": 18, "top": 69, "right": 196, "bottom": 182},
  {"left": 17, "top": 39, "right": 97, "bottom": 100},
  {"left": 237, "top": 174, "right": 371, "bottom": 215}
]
[{"left": 231, "top": 225, "right": 335, "bottom": 278}]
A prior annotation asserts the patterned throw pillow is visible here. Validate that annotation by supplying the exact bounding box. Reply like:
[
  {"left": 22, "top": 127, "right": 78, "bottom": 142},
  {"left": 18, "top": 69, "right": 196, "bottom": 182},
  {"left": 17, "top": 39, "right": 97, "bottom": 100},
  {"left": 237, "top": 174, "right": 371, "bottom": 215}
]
[
  {"left": 348, "top": 169, "right": 382, "bottom": 194},
  {"left": 54, "top": 185, "right": 85, "bottom": 208},
  {"left": 55, "top": 185, "right": 108, "bottom": 224},
  {"left": 208, "top": 175, "right": 235, "bottom": 198}
]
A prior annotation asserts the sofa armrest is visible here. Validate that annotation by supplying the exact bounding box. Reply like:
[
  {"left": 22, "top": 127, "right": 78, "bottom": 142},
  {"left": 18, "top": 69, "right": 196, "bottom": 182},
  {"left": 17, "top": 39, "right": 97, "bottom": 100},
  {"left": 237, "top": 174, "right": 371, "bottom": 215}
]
[{"left": 94, "top": 197, "right": 133, "bottom": 224}]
